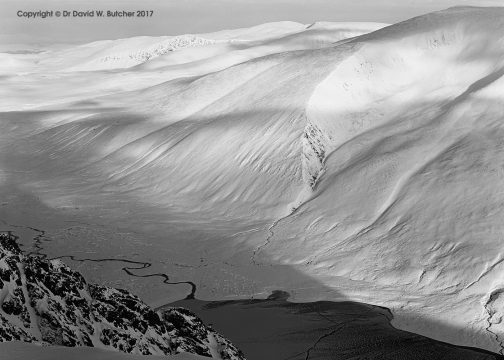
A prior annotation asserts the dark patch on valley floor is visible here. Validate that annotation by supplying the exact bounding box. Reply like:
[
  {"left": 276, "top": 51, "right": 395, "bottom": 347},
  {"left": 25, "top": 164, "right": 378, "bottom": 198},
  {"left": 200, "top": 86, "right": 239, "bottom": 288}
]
[
  {"left": 3, "top": 226, "right": 502, "bottom": 359},
  {"left": 169, "top": 290, "right": 503, "bottom": 360},
  {"left": 2, "top": 227, "right": 198, "bottom": 299}
]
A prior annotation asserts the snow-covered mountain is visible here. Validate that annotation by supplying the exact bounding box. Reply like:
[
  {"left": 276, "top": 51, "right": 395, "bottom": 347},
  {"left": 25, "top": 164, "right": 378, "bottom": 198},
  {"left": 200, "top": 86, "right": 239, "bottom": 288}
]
[
  {"left": 2, "top": 5, "right": 504, "bottom": 357},
  {"left": 57, "top": 35, "right": 217, "bottom": 71},
  {"left": 0, "top": 232, "right": 244, "bottom": 359},
  {"left": 0, "top": 21, "right": 387, "bottom": 78}
]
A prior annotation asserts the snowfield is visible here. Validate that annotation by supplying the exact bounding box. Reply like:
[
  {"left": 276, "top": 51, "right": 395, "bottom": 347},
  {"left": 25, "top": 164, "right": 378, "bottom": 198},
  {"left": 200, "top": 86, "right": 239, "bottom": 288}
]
[{"left": 2, "top": 5, "right": 504, "bottom": 355}]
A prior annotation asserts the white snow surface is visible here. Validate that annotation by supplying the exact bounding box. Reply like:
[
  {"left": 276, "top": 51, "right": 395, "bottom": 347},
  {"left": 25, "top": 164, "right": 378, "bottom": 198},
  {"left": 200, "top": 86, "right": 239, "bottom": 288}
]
[{"left": 2, "top": 6, "right": 504, "bottom": 353}]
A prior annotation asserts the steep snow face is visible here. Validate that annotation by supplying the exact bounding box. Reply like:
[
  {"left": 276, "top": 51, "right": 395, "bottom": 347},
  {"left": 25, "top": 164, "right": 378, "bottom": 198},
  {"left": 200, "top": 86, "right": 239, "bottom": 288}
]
[
  {"left": 301, "top": 6, "right": 504, "bottom": 199},
  {"left": 258, "top": 6, "right": 504, "bottom": 352},
  {"left": 3, "top": 7, "right": 504, "bottom": 355},
  {"left": 0, "top": 233, "right": 244, "bottom": 359},
  {"left": 307, "top": 8, "right": 504, "bottom": 152},
  {"left": 1, "top": 44, "right": 356, "bottom": 221}
]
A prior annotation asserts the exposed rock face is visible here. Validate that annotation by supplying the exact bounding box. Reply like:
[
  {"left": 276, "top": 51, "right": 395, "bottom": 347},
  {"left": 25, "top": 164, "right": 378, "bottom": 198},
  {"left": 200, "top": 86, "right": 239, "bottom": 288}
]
[
  {"left": 0, "top": 232, "right": 245, "bottom": 359},
  {"left": 302, "top": 121, "right": 330, "bottom": 188},
  {"left": 99, "top": 35, "right": 215, "bottom": 64}
]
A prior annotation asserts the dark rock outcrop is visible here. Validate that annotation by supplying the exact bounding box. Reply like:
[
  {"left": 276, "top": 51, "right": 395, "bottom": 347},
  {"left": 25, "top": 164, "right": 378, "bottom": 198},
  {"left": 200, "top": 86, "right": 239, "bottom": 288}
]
[{"left": 0, "top": 232, "right": 245, "bottom": 359}]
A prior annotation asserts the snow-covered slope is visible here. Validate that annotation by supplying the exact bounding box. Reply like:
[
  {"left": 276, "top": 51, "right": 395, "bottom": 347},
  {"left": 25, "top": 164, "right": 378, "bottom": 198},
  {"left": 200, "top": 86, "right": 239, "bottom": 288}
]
[
  {"left": 0, "top": 233, "right": 244, "bottom": 359},
  {"left": 57, "top": 35, "right": 216, "bottom": 71},
  {"left": 260, "top": 6, "right": 504, "bottom": 352},
  {"left": 2, "top": 6, "right": 504, "bottom": 355},
  {"left": 0, "top": 21, "right": 386, "bottom": 110}
]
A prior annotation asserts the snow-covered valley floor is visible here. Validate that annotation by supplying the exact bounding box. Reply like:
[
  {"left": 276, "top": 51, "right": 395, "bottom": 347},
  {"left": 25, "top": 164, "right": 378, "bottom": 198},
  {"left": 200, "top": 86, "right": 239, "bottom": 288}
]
[{"left": 2, "top": 6, "right": 504, "bottom": 355}]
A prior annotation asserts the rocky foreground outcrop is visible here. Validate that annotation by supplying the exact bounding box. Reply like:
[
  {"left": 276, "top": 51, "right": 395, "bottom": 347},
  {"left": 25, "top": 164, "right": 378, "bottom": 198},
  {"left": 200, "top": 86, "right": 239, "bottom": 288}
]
[{"left": 0, "top": 232, "right": 245, "bottom": 359}]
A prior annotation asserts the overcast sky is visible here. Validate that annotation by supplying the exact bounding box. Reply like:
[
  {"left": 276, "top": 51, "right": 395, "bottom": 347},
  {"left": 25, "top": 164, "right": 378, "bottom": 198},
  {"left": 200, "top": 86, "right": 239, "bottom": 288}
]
[{"left": 1, "top": 0, "right": 503, "bottom": 47}]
